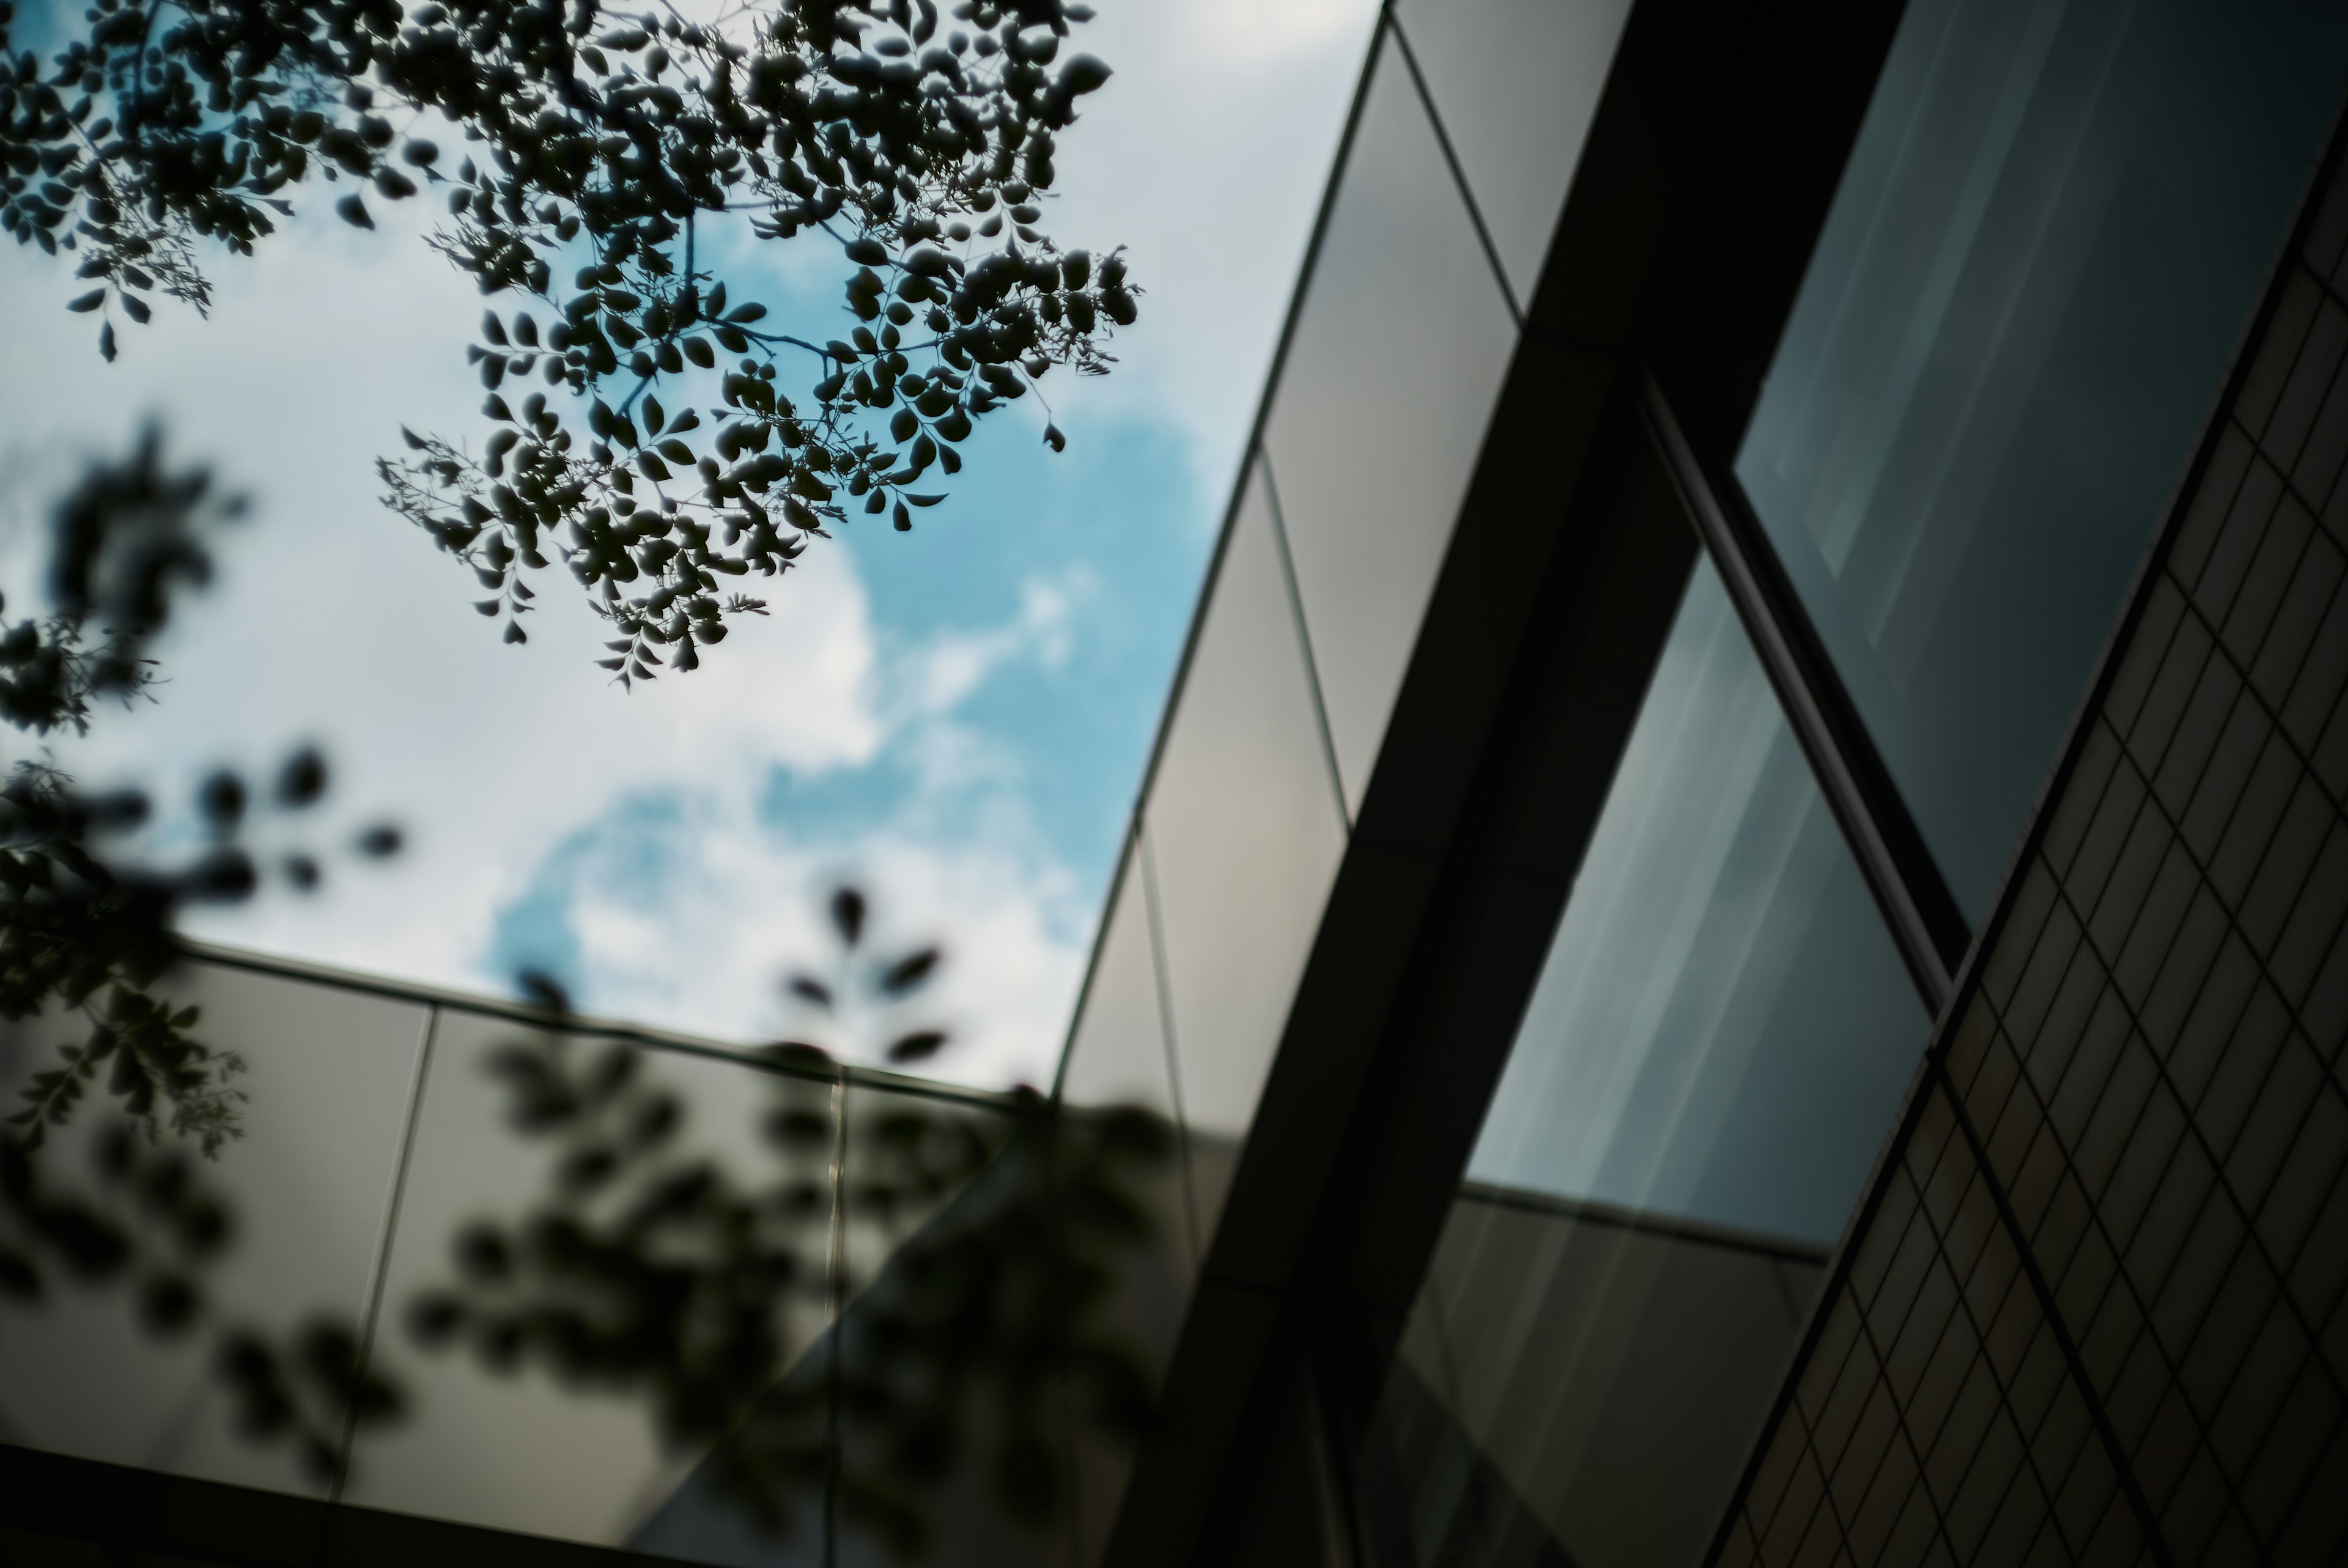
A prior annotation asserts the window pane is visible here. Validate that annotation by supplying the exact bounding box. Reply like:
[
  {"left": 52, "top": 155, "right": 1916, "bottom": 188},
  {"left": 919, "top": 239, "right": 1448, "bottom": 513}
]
[
  {"left": 0, "top": 962, "right": 426, "bottom": 1499},
  {"left": 1394, "top": 0, "right": 1635, "bottom": 304},
  {"left": 1372, "top": 1191, "right": 1824, "bottom": 1568},
  {"left": 1472, "top": 558, "right": 1925, "bottom": 1245},
  {"left": 1735, "top": 0, "right": 2348, "bottom": 918},
  {"left": 1143, "top": 458, "right": 1348, "bottom": 1240},
  {"left": 1366, "top": 556, "right": 1927, "bottom": 1568},
  {"left": 1263, "top": 40, "right": 1519, "bottom": 814}
]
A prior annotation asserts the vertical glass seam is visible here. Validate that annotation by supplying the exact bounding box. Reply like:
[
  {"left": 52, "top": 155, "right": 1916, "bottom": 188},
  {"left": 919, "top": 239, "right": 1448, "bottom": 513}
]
[
  {"left": 1384, "top": 13, "right": 1526, "bottom": 329},
  {"left": 1258, "top": 449, "right": 1357, "bottom": 831},
  {"left": 1137, "top": 825, "right": 1203, "bottom": 1270},
  {"left": 1110, "top": 17, "right": 1391, "bottom": 839},
  {"left": 824, "top": 1071, "right": 847, "bottom": 1568},
  {"left": 1037, "top": 14, "right": 1394, "bottom": 1144},
  {"left": 1047, "top": 828, "right": 1146, "bottom": 1105},
  {"left": 330, "top": 1001, "right": 440, "bottom": 1504}
]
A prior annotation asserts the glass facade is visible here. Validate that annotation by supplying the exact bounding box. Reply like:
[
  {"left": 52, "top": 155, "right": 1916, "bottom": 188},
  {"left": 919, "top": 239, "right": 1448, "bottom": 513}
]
[
  {"left": 1331, "top": 0, "right": 2348, "bottom": 1560},
  {"left": 1047, "top": 843, "right": 1197, "bottom": 1567},
  {"left": 342, "top": 1009, "right": 843, "bottom": 1550},
  {"left": 1058, "top": 837, "right": 1194, "bottom": 1277},
  {"left": 1369, "top": 556, "right": 1929, "bottom": 1568},
  {"left": 1392, "top": 0, "right": 1636, "bottom": 307},
  {"left": 1378, "top": 1192, "right": 1826, "bottom": 1568},
  {"left": 1736, "top": 0, "right": 2348, "bottom": 919},
  {"left": 1469, "top": 559, "right": 1929, "bottom": 1249},
  {"left": 1138, "top": 460, "right": 1349, "bottom": 1237},
  {"left": 0, "top": 956, "right": 1061, "bottom": 1564},
  {"left": 0, "top": 964, "right": 426, "bottom": 1499},
  {"left": 1261, "top": 38, "right": 1519, "bottom": 815},
  {"left": 12, "top": 1, "right": 2348, "bottom": 1563}
]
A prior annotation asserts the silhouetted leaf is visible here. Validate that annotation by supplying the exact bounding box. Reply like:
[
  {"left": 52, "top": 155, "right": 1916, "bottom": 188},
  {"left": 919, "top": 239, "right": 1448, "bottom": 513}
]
[
  {"left": 198, "top": 770, "right": 246, "bottom": 831},
  {"left": 887, "top": 1031, "right": 947, "bottom": 1064},
  {"left": 277, "top": 748, "right": 328, "bottom": 806},
  {"left": 516, "top": 970, "right": 572, "bottom": 1014},
  {"left": 17, "top": 0, "right": 1135, "bottom": 675},
  {"left": 139, "top": 1273, "right": 201, "bottom": 1336},
  {"left": 831, "top": 886, "right": 866, "bottom": 948},
  {"left": 879, "top": 948, "right": 940, "bottom": 996}
]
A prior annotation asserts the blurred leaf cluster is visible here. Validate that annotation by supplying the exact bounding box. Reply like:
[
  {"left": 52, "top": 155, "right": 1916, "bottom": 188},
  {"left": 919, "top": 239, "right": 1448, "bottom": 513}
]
[
  {"left": 1, "top": 432, "right": 395, "bottom": 1143},
  {"left": 0, "top": 1116, "right": 400, "bottom": 1477},
  {"left": 2, "top": 0, "right": 1138, "bottom": 680},
  {"left": 410, "top": 885, "right": 1171, "bottom": 1555},
  {"left": 0, "top": 434, "right": 402, "bottom": 1482}
]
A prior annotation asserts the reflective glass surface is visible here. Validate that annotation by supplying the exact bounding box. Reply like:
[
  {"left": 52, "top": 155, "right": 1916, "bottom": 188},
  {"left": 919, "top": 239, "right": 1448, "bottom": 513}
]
[
  {"left": 1058, "top": 845, "right": 1180, "bottom": 1149},
  {"left": 1263, "top": 40, "right": 1519, "bottom": 815},
  {"left": 1471, "top": 560, "right": 1926, "bottom": 1246},
  {"left": 1051, "top": 845, "right": 1195, "bottom": 1564},
  {"left": 342, "top": 1011, "right": 839, "bottom": 1550},
  {"left": 1142, "top": 458, "right": 1348, "bottom": 1237},
  {"left": 4, "top": 949, "right": 1165, "bottom": 1562},
  {"left": 1736, "top": 0, "right": 2348, "bottom": 919},
  {"left": 1376, "top": 1191, "right": 1825, "bottom": 1568},
  {"left": 1394, "top": 0, "right": 1636, "bottom": 305},
  {"left": 832, "top": 1079, "right": 1163, "bottom": 1568},
  {"left": 1058, "top": 838, "right": 1195, "bottom": 1275},
  {"left": 0, "top": 961, "right": 426, "bottom": 1498},
  {"left": 1368, "top": 556, "right": 1927, "bottom": 1568},
  {"left": 640, "top": 1080, "right": 1085, "bottom": 1568}
]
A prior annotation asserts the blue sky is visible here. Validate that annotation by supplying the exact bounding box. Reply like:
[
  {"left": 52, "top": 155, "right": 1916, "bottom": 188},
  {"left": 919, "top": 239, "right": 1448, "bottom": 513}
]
[
  {"left": 0, "top": 0, "right": 1378, "bottom": 1088},
  {"left": 479, "top": 411, "right": 1209, "bottom": 1079}
]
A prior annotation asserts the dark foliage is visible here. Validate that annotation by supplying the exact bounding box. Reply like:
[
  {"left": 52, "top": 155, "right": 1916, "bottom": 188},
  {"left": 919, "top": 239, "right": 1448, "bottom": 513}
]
[
  {"left": 1, "top": 431, "right": 394, "bottom": 1154},
  {"left": 0, "top": 1117, "right": 401, "bottom": 1476},
  {"left": 0, "top": 433, "right": 403, "bottom": 1481},
  {"left": 408, "top": 886, "right": 1170, "bottom": 1553},
  {"left": 2, "top": 0, "right": 1139, "bottom": 680}
]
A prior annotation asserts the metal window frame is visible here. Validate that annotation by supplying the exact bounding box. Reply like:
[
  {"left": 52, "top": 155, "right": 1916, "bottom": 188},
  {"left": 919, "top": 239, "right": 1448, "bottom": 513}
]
[{"left": 1636, "top": 369, "right": 1972, "bottom": 1016}]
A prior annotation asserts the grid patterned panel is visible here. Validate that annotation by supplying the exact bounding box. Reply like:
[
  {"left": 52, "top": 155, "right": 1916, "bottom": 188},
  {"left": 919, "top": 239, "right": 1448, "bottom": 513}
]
[
  {"left": 1716, "top": 1077, "right": 2151, "bottom": 1568},
  {"left": 1711, "top": 133, "right": 2348, "bottom": 1568}
]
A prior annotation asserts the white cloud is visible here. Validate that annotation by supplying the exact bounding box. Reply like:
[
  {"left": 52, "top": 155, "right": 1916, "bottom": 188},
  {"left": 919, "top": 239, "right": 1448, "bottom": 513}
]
[
  {"left": 511, "top": 573, "right": 1098, "bottom": 1086},
  {"left": 0, "top": 0, "right": 1380, "bottom": 1089},
  {"left": 553, "top": 792, "right": 1088, "bottom": 1089},
  {"left": 893, "top": 569, "right": 1082, "bottom": 721}
]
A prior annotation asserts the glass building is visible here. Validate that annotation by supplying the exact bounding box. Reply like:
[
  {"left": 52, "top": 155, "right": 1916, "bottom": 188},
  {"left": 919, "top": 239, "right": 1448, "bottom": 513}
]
[{"left": 11, "top": 0, "right": 2348, "bottom": 1564}]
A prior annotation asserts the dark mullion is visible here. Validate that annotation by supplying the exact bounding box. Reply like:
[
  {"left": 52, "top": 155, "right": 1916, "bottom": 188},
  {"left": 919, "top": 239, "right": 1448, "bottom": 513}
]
[{"left": 1637, "top": 368, "right": 1971, "bottom": 1013}]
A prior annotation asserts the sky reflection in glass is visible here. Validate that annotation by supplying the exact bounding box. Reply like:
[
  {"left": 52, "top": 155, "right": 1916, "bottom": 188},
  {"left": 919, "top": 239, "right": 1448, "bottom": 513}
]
[
  {"left": 1736, "top": 0, "right": 2348, "bottom": 919},
  {"left": 1469, "top": 559, "right": 1926, "bottom": 1249}
]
